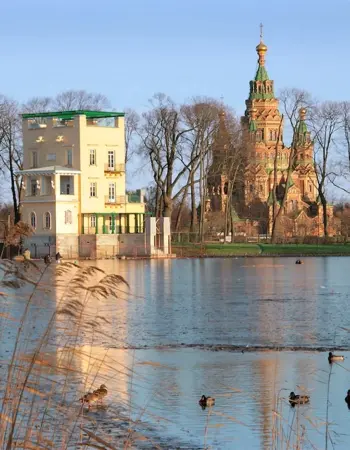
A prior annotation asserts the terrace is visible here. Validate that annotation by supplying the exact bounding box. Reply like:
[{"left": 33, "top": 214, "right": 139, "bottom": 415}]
[{"left": 22, "top": 110, "right": 125, "bottom": 129}]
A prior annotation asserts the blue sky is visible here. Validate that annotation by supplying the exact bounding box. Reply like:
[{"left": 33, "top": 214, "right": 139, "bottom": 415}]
[{"left": 1, "top": 0, "right": 350, "bottom": 191}]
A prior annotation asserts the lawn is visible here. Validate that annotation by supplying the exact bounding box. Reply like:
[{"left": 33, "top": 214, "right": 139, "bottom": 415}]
[{"left": 172, "top": 242, "right": 350, "bottom": 257}]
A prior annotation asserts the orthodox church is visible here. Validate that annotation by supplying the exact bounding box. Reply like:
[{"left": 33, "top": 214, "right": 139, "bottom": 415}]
[{"left": 206, "top": 30, "right": 338, "bottom": 237}]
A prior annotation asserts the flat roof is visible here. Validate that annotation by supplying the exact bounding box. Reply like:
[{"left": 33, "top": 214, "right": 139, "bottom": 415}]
[
  {"left": 21, "top": 110, "right": 125, "bottom": 120},
  {"left": 18, "top": 166, "right": 81, "bottom": 175}
]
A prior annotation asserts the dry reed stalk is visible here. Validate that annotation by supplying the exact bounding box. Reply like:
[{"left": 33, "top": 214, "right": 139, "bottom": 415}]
[{"left": 0, "top": 260, "right": 141, "bottom": 449}]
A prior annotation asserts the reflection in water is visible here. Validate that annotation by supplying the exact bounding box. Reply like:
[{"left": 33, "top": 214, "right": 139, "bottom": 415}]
[
  {"left": 62, "top": 347, "right": 350, "bottom": 449},
  {"left": 84, "top": 257, "right": 350, "bottom": 350},
  {"left": 3, "top": 257, "right": 350, "bottom": 448}
]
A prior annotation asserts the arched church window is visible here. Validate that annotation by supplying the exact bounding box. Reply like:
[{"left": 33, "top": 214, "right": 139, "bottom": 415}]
[
  {"left": 309, "top": 184, "right": 312, "bottom": 193},
  {"left": 249, "top": 184, "right": 254, "bottom": 193}
]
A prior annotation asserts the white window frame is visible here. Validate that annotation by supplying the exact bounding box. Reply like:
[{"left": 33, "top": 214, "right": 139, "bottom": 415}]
[
  {"left": 107, "top": 150, "right": 115, "bottom": 169},
  {"left": 64, "top": 210, "right": 72, "bottom": 225},
  {"left": 67, "top": 149, "right": 72, "bottom": 166},
  {"left": 30, "top": 212, "right": 36, "bottom": 229},
  {"left": 90, "top": 215, "right": 96, "bottom": 228},
  {"left": 44, "top": 212, "right": 51, "bottom": 230},
  {"left": 32, "top": 151, "right": 38, "bottom": 168},
  {"left": 90, "top": 182, "right": 97, "bottom": 197},
  {"left": 108, "top": 182, "right": 115, "bottom": 202},
  {"left": 89, "top": 149, "right": 96, "bottom": 166}
]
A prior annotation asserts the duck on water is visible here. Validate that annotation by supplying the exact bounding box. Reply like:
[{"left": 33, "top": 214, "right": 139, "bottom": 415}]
[
  {"left": 328, "top": 352, "right": 345, "bottom": 363},
  {"left": 289, "top": 392, "right": 310, "bottom": 406},
  {"left": 345, "top": 390, "right": 350, "bottom": 408},
  {"left": 80, "top": 384, "right": 108, "bottom": 409},
  {"left": 199, "top": 395, "right": 215, "bottom": 408}
]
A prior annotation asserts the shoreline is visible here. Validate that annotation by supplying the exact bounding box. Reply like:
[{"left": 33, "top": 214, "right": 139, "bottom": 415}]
[{"left": 108, "top": 344, "right": 350, "bottom": 352}]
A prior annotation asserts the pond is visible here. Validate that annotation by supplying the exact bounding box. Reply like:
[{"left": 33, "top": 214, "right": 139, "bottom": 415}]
[{"left": 2, "top": 256, "right": 350, "bottom": 449}]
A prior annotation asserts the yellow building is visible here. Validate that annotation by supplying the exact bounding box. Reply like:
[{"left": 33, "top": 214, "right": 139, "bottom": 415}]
[{"left": 19, "top": 110, "right": 145, "bottom": 257}]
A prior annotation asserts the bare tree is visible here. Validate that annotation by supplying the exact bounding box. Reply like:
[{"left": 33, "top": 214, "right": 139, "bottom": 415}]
[
  {"left": 53, "top": 90, "right": 110, "bottom": 111},
  {"left": 310, "top": 101, "right": 343, "bottom": 236},
  {"left": 140, "top": 94, "right": 212, "bottom": 219},
  {"left": 22, "top": 96, "right": 53, "bottom": 114},
  {"left": 0, "top": 96, "right": 22, "bottom": 223},
  {"left": 341, "top": 101, "right": 350, "bottom": 171},
  {"left": 181, "top": 99, "right": 220, "bottom": 239},
  {"left": 221, "top": 116, "right": 245, "bottom": 243},
  {"left": 270, "top": 88, "right": 312, "bottom": 243},
  {"left": 124, "top": 108, "right": 140, "bottom": 165}
]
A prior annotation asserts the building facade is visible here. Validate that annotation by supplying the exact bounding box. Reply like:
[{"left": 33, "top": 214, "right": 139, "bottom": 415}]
[
  {"left": 206, "top": 35, "right": 339, "bottom": 238},
  {"left": 19, "top": 110, "right": 145, "bottom": 257}
]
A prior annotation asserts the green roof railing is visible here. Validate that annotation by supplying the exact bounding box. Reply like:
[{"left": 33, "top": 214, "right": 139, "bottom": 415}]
[{"left": 21, "top": 110, "right": 125, "bottom": 120}]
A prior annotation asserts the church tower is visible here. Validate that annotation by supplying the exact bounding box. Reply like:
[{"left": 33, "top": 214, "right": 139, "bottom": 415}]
[{"left": 242, "top": 26, "right": 318, "bottom": 232}]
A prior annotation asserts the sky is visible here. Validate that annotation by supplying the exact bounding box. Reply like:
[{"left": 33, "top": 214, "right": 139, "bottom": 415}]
[{"left": 1, "top": 0, "right": 350, "bottom": 192}]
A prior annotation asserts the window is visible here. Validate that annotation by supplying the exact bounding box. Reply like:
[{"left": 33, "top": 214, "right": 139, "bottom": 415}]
[
  {"left": 30, "top": 212, "right": 36, "bottom": 229},
  {"left": 108, "top": 183, "right": 115, "bottom": 201},
  {"left": 67, "top": 149, "right": 72, "bottom": 166},
  {"left": 47, "top": 153, "right": 56, "bottom": 161},
  {"left": 32, "top": 152, "right": 38, "bottom": 168},
  {"left": 31, "top": 179, "right": 38, "bottom": 196},
  {"left": 90, "top": 215, "right": 96, "bottom": 228},
  {"left": 60, "top": 176, "right": 74, "bottom": 195},
  {"left": 90, "top": 182, "right": 97, "bottom": 197},
  {"left": 64, "top": 210, "right": 72, "bottom": 224},
  {"left": 108, "top": 150, "right": 115, "bottom": 169},
  {"left": 309, "top": 184, "right": 312, "bottom": 193},
  {"left": 256, "top": 129, "right": 264, "bottom": 142},
  {"left": 89, "top": 149, "right": 96, "bottom": 165},
  {"left": 44, "top": 212, "right": 51, "bottom": 229}
]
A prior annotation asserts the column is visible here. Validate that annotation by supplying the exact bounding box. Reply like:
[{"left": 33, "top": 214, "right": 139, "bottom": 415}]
[
  {"left": 102, "top": 215, "right": 107, "bottom": 234},
  {"left": 135, "top": 214, "right": 138, "bottom": 233},
  {"left": 81, "top": 214, "right": 84, "bottom": 234},
  {"left": 126, "top": 214, "right": 130, "bottom": 233},
  {"left": 112, "top": 213, "right": 115, "bottom": 234},
  {"left": 95, "top": 214, "right": 99, "bottom": 234}
]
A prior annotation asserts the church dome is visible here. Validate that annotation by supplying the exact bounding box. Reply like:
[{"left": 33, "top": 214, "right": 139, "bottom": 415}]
[{"left": 256, "top": 41, "right": 268, "bottom": 53}]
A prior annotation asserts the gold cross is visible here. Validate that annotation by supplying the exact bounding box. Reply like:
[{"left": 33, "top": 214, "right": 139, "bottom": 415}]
[{"left": 260, "top": 23, "right": 263, "bottom": 41}]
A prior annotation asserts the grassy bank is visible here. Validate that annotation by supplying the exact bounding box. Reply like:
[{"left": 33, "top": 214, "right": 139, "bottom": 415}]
[{"left": 172, "top": 242, "right": 350, "bottom": 257}]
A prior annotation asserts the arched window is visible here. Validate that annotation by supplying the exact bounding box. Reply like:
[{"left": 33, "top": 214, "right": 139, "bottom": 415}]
[
  {"left": 64, "top": 210, "right": 72, "bottom": 224},
  {"left": 309, "top": 184, "right": 312, "bottom": 193},
  {"left": 30, "top": 212, "right": 36, "bottom": 229},
  {"left": 44, "top": 212, "right": 51, "bottom": 229}
]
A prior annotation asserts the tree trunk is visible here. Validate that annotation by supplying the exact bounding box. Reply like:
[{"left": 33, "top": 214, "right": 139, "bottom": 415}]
[
  {"left": 8, "top": 135, "right": 20, "bottom": 224},
  {"left": 190, "top": 172, "right": 197, "bottom": 233},
  {"left": 270, "top": 117, "right": 284, "bottom": 243},
  {"left": 175, "top": 186, "right": 188, "bottom": 232},
  {"left": 163, "top": 195, "right": 173, "bottom": 218},
  {"left": 320, "top": 192, "right": 328, "bottom": 237}
]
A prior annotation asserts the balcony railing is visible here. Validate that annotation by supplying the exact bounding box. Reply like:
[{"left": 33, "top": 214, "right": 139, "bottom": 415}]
[
  {"left": 104, "top": 163, "right": 125, "bottom": 173},
  {"left": 105, "top": 195, "right": 127, "bottom": 205}
]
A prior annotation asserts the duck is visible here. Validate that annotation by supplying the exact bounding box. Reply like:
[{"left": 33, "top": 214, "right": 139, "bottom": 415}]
[
  {"left": 199, "top": 395, "right": 215, "bottom": 408},
  {"left": 295, "top": 260, "right": 303, "bottom": 265},
  {"left": 289, "top": 392, "right": 310, "bottom": 405},
  {"left": 80, "top": 391, "right": 99, "bottom": 409},
  {"left": 94, "top": 384, "right": 108, "bottom": 402},
  {"left": 345, "top": 390, "right": 350, "bottom": 406},
  {"left": 328, "top": 352, "right": 344, "bottom": 363}
]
